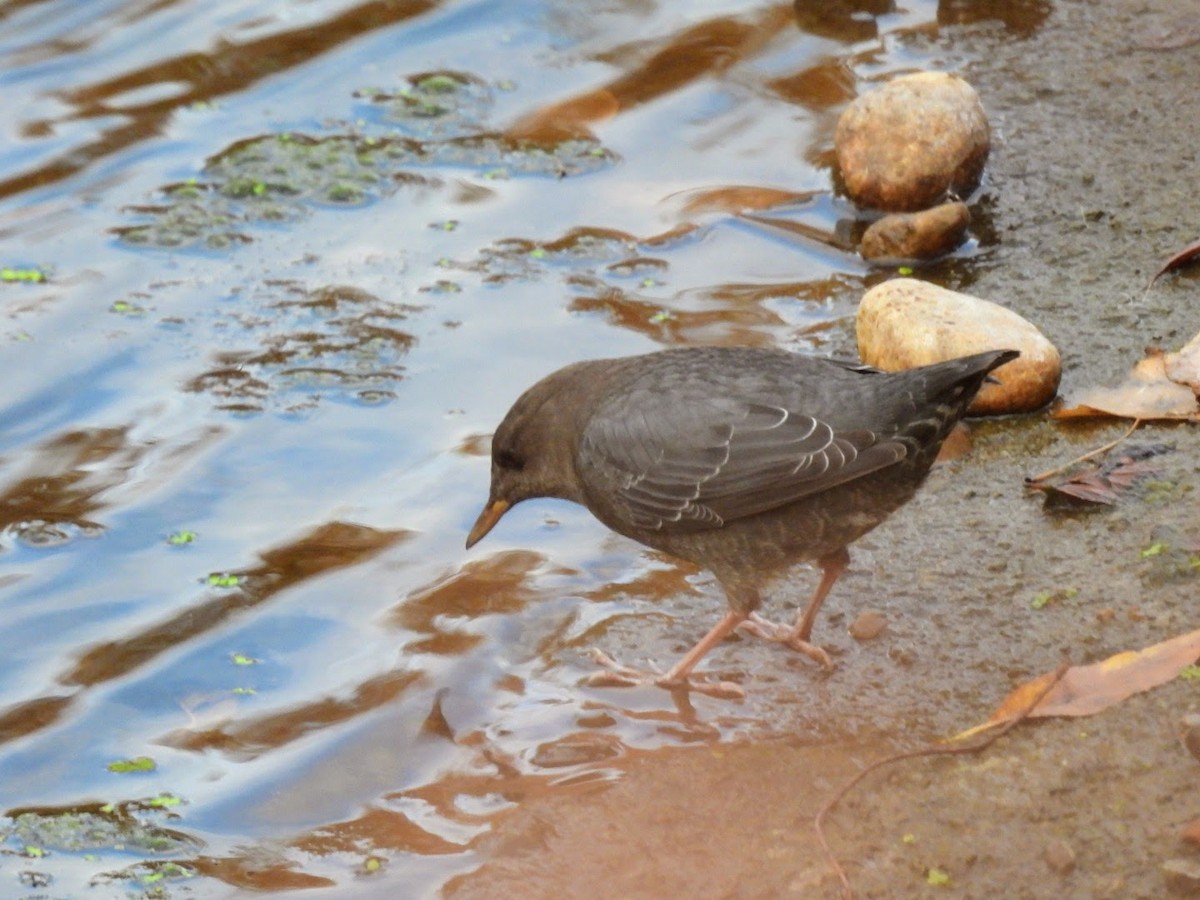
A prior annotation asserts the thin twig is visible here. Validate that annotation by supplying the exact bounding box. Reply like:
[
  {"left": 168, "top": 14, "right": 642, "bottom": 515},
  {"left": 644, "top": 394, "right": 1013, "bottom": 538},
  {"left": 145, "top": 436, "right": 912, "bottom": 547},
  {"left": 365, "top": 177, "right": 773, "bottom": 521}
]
[
  {"left": 1025, "top": 418, "right": 1142, "bottom": 484},
  {"left": 814, "top": 662, "right": 1071, "bottom": 899}
]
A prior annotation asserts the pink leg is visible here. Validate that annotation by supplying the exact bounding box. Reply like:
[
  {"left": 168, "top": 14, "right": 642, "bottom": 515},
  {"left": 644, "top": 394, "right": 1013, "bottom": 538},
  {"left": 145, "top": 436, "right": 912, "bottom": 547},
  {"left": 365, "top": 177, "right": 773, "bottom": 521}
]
[
  {"left": 792, "top": 547, "right": 849, "bottom": 642},
  {"left": 738, "top": 548, "right": 850, "bottom": 667},
  {"left": 587, "top": 610, "right": 748, "bottom": 699},
  {"left": 657, "top": 610, "right": 748, "bottom": 684}
]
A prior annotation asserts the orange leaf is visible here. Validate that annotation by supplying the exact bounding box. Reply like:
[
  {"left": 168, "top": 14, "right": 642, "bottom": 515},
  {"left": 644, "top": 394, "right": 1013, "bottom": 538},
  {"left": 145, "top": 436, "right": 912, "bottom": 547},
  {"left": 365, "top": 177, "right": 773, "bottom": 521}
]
[
  {"left": 1150, "top": 237, "right": 1200, "bottom": 284},
  {"left": 954, "top": 628, "right": 1200, "bottom": 740},
  {"left": 1054, "top": 348, "right": 1200, "bottom": 421}
]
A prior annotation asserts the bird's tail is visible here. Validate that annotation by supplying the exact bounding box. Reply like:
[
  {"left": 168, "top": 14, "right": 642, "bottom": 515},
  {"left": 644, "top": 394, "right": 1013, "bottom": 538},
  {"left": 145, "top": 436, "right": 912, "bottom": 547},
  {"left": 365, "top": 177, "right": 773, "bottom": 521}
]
[{"left": 896, "top": 348, "right": 1020, "bottom": 459}]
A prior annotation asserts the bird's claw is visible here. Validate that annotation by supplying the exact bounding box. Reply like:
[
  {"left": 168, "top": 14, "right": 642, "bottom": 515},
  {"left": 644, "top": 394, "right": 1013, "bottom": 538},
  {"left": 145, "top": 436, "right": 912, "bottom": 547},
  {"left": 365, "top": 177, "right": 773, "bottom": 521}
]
[
  {"left": 739, "top": 614, "right": 834, "bottom": 668},
  {"left": 666, "top": 677, "right": 745, "bottom": 700},
  {"left": 585, "top": 649, "right": 744, "bottom": 700},
  {"left": 784, "top": 638, "right": 833, "bottom": 669},
  {"left": 588, "top": 648, "right": 657, "bottom": 680}
]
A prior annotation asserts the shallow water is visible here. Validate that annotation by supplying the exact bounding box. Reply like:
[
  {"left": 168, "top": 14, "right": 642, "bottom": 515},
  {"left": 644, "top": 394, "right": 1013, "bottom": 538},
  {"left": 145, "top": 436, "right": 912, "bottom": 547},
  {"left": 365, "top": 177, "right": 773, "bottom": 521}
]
[{"left": 2, "top": 1, "right": 1198, "bottom": 897}]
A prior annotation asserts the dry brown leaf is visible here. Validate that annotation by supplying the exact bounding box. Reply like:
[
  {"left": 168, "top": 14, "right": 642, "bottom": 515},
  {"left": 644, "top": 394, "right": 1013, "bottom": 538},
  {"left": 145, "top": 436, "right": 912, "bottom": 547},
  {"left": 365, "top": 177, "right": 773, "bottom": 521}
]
[
  {"left": 933, "top": 421, "right": 973, "bottom": 463},
  {"left": 1164, "top": 329, "right": 1200, "bottom": 395},
  {"left": 1054, "top": 348, "right": 1200, "bottom": 420},
  {"left": 1026, "top": 444, "right": 1169, "bottom": 506},
  {"left": 955, "top": 628, "right": 1200, "bottom": 740},
  {"left": 1150, "top": 237, "right": 1200, "bottom": 283}
]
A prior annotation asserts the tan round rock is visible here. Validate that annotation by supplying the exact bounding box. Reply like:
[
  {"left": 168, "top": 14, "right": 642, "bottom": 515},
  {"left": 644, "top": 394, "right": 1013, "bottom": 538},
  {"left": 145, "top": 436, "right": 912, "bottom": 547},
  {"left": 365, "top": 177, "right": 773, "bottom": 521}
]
[
  {"left": 848, "top": 610, "right": 887, "bottom": 641},
  {"left": 860, "top": 201, "right": 971, "bottom": 261},
  {"left": 836, "top": 73, "right": 990, "bottom": 212},
  {"left": 857, "top": 278, "right": 1060, "bottom": 414}
]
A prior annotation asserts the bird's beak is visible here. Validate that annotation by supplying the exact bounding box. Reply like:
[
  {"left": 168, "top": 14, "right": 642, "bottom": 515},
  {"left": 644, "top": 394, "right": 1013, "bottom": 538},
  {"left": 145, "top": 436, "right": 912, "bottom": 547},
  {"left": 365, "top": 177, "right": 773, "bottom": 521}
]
[{"left": 465, "top": 498, "right": 510, "bottom": 549}]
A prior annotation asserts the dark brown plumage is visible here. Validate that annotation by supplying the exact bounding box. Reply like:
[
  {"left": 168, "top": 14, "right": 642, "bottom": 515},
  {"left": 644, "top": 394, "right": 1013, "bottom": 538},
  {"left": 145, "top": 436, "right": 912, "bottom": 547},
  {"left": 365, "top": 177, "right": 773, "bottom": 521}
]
[{"left": 467, "top": 346, "right": 1018, "bottom": 697}]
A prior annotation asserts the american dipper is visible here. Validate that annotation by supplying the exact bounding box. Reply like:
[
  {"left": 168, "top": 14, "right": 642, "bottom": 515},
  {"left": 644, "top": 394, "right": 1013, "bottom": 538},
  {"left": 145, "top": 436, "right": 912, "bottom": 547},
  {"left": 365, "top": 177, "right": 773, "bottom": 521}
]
[{"left": 467, "top": 346, "right": 1018, "bottom": 697}]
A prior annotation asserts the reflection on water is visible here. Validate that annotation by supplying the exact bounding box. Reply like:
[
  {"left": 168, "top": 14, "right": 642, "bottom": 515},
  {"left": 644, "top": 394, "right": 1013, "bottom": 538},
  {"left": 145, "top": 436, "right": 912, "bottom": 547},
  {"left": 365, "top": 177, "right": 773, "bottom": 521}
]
[
  {"left": 0, "top": 0, "right": 1049, "bottom": 894},
  {"left": 0, "top": 427, "right": 130, "bottom": 545},
  {"left": 0, "top": 0, "right": 442, "bottom": 202}
]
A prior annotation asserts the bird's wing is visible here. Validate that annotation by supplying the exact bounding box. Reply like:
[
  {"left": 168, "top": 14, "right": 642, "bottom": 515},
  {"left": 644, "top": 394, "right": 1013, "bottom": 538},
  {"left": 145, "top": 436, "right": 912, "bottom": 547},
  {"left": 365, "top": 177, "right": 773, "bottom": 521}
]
[{"left": 579, "top": 395, "right": 908, "bottom": 532}]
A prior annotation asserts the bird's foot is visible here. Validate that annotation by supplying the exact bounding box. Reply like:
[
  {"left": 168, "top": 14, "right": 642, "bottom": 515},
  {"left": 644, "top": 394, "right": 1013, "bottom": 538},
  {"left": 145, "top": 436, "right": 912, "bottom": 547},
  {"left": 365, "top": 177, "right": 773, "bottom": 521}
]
[
  {"left": 738, "top": 614, "right": 834, "bottom": 668},
  {"left": 585, "top": 649, "right": 744, "bottom": 700}
]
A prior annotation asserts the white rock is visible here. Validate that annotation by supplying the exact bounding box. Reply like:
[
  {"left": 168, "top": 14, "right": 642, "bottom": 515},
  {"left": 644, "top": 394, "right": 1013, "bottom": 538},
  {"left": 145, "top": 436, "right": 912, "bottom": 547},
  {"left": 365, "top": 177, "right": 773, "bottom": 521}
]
[{"left": 857, "top": 278, "right": 1060, "bottom": 414}]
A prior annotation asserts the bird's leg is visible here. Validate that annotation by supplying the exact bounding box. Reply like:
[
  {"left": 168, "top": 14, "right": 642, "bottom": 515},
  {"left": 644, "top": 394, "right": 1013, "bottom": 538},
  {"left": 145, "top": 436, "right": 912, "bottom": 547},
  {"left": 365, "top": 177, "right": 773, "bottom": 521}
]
[
  {"left": 586, "top": 610, "right": 748, "bottom": 700},
  {"left": 656, "top": 611, "right": 747, "bottom": 688},
  {"left": 792, "top": 547, "right": 849, "bottom": 642},
  {"left": 738, "top": 547, "right": 849, "bottom": 668}
]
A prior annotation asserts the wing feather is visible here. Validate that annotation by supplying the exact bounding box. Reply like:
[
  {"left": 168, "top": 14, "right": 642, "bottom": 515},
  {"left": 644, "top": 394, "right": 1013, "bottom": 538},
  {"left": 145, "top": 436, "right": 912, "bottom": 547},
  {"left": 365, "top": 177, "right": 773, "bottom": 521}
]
[{"left": 580, "top": 396, "right": 906, "bottom": 532}]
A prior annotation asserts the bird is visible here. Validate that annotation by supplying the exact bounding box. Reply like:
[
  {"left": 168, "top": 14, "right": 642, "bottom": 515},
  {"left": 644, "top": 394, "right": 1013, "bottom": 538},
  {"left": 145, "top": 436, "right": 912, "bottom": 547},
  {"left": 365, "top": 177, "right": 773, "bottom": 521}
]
[{"left": 466, "top": 346, "right": 1019, "bottom": 698}]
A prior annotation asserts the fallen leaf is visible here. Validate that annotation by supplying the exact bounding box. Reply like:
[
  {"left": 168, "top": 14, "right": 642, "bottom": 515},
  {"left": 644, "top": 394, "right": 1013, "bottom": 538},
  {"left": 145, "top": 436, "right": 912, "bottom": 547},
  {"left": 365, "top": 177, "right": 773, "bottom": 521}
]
[
  {"left": 955, "top": 628, "right": 1200, "bottom": 740},
  {"left": 1026, "top": 444, "right": 1170, "bottom": 506},
  {"left": 1164, "top": 329, "right": 1200, "bottom": 395},
  {"left": 933, "top": 421, "right": 974, "bottom": 463},
  {"left": 1054, "top": 348, "right": 1200, "bottom": 420},
  {"left": 1149, "top": 237, "right": 1200, "bottom": 284}
]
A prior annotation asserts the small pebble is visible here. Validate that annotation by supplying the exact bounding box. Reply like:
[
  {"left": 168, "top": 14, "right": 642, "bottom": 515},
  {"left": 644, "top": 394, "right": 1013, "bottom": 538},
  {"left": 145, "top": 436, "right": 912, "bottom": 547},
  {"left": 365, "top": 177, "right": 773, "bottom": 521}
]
[
  {"left": 1184, "top": 722, "right": 1200, "bottom": 763},
  {"left": 860, "top": 201, "right": 971, "bottom": 262},
  {"left": 1044, "top": 839, "right": 1076, "bottom": 875},
  {"left": 848, "top": 610, "right": 887, "bottom": 641},
  {"left": 1181, "top": 819, "right": 1200, "bottom": 849}
]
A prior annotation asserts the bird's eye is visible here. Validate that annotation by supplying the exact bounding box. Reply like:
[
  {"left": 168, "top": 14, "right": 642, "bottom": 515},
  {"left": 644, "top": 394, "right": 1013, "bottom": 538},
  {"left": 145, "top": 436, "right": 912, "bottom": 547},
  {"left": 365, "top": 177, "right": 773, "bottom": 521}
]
[{"left": 495, "top": 448, "right": 524, "bottom": 471}]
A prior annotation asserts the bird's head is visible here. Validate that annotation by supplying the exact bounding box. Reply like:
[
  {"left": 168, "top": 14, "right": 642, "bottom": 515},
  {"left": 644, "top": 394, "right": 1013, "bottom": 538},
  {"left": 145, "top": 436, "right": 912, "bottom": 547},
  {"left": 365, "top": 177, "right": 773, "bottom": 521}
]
[{"left": 465, "top": 362, "right": 593, "bottom": 549}]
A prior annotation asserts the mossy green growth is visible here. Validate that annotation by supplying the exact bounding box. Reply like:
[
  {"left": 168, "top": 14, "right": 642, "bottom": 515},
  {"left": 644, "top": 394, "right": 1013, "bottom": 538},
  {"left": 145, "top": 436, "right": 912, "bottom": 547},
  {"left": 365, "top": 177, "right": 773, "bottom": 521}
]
[
  {"left": 5, "top": 801, "right": 197, "bottom": 856},
  {"left": 92, "top": 860, "right": 197, "bottom": 889},
  {"left": 1031, "top": 587, "right": 1079, "bottom": 609},
  {"left": 2, "top": 267, "right": 47, "bottom": 283},
  {"left": 926, "top": 867, "right": 951, "bottom": 886},
  {"left": 119, "top": 73, "right": 613, "bottom": 252},
  {"left": 107, "top": 756, "right": 156, "bottom": 773},
  {"left": 416, "top": 74, "right": 462, "bottom": 93}
]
